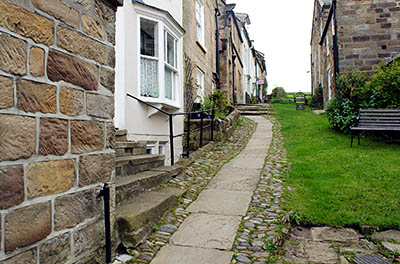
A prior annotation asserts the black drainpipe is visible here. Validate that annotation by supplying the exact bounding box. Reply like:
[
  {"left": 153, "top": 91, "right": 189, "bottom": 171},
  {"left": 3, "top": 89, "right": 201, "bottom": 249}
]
[
  {"left": 232, "top": 54, "right": 236, "bottom": 105},
  {"left": 215, "top": 0, "right": 221, "bottom": 90},
  {"left": 332, "top": 0, "right": 339, "bottom": 80}
]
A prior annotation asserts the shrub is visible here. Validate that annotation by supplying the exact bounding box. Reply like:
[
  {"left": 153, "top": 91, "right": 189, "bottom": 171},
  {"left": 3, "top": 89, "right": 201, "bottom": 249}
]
[
  {"left": 326, "top": 98, "right": 358, "bottom": 133},
  {"left": 270, "top": 97, "right": 292, "bottom": 104},
  {"left": 311, "top": 85, "right": 323, "bottom": 108},
  {"left": 365, "top": 60, "right": 400, "bottom": 109},
  {"left": 326, "top": 71, "right": 368, "bottom": 132},
  {"left": 272, "top": 87, "right": 287, "bottom": 98}
]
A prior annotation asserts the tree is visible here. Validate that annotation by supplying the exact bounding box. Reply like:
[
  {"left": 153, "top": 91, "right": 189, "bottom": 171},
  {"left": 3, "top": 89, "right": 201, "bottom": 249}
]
[{"left": 272, "top": 87, "right": 287, "bottom": 98}]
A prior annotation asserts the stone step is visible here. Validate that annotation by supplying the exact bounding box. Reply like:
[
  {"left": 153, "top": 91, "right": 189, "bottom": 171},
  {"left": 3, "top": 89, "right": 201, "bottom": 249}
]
[
  {"left": 150, "top": 164, "right": 183, "bottom": 177},
  {"left": 116, "top": 170, "right": 170, "bottom": 206},
  {"left": 115, "top": 141, "right": 147, "bottom": 157},
  {"left": 237, "top": 107, "right": 271, "bottom": 111},
  {"left": 239, "top": 111, "right": 272, "bottom": 116},
  {"left": 116, "top": 187, "right": 185, "bottom": 248},
  {"left": 116, "top": 154, "right": 165, "bottom": 177},
  {"left": 116, "top": 129, "right": 128, "bottom": 141}
]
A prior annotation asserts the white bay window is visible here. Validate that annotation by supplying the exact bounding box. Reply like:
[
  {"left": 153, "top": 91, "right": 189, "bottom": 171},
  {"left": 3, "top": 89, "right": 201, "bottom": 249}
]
[{"left": 136, "top": 7, "right": 184, "bottom": 109}]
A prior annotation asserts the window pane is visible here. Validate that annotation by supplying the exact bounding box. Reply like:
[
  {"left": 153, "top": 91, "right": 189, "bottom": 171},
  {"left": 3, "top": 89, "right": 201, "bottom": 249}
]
[
  {"left": 141, "top": 57, "right": 159, "bottom": 98},
  {"left": 165, "top": 67, "right": 173, "bottom": 100},
  {"left": 166, "top": 33, "right": 175, "bottom": 67},
  {"left": 141, "top": 18, "right": 157, "bottom": 57}
]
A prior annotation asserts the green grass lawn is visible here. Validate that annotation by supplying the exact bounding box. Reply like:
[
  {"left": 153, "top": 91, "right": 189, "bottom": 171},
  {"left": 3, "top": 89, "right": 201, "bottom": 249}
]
[{"left": 274, "top": 104, "right": 400, "bottom": 229}]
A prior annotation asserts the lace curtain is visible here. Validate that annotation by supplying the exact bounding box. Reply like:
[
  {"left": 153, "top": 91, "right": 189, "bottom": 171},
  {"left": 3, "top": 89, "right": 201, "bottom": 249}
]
[
  {"left": 141, "top": 57, "right": 159, "bottom": 98},
  {"left": 165, "top": 67, "right": 173, "bottom": 99}
]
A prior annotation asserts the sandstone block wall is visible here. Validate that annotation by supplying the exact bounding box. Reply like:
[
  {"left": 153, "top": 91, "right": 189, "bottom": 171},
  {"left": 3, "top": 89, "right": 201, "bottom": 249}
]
[
  {"left": 183, "top": 0, "right": 218, "bottom": 99},
  {"left": 337, "top": 0, "right": 400, "bottom": 73},
  {"left": 0, "top": 0, "right": 120, "bottom": 263}
]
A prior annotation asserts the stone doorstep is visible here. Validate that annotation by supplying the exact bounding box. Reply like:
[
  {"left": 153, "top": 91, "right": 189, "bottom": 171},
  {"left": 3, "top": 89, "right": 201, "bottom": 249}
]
[
  {"left": 115, "top": 170, "right": 170, "bottom": 206},
  {"left": 239, "top": 111, "right": 273, "bottom": 116},
  {"left": 150, "top": 165, "right": 183, "bottom": 177},
  {"left": 237, "top": 107, "right": 272, "bottom": 111},
  {"left": 116, "top": 187, "right": 186, "bottom": 248},
  {"left": 115, "top": 141, "right": 147, "bottom": 157},
  {"left": 116, "top": 154, "right": 165, "bottom": 177}
]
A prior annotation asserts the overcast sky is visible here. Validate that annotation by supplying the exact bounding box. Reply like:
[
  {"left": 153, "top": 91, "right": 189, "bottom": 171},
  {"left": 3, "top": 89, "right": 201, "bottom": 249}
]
[{"left": 229, "top": 0, "right": 315, "bottom": 93}]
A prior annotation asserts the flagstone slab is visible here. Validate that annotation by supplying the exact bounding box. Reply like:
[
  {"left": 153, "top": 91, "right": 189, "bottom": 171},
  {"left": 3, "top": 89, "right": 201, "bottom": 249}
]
[
  {"left": 187, "top": 190, "right": 252, "bottom": 216},
  {"left": 171, "top": 214, "right": 241, "bottom": 250},
  {"left": 207, "top": 168, "right": 260, "bottom": 192},
  {"left": 151, "top": 245, "right": 232, "bottom": 264},
  {"left": 225, "top": 157, "right": 265, "bottom": 169}
]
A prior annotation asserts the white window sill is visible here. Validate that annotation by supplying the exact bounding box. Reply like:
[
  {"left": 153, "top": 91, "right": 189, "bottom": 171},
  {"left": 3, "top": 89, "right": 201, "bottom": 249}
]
[
  {"left": 139, "top": 96, "right": 180, "bottom": 117},
  {"left": 196, "top": 40, "right": 207, "bottom": 53}
]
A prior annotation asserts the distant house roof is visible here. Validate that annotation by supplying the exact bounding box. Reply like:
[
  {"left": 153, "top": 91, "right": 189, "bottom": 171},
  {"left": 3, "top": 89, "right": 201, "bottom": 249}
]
[{"left": 236, "top": 13, "right": 251, "bottom": 25}]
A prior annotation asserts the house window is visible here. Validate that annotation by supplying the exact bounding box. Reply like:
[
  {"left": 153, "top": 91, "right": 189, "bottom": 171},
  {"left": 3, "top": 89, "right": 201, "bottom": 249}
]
[
  {"left": 196, "top": 68, "right": 204, "bottom": 103},
  {"left": 196, "top": 0, "right": 204, "bottom": 45},
  {"left": 165, "top": 31, "right": 177, "bottom": 100},
  {"left": 158, "top": 144, "right": 164, "bottom": 155},
  {"left": 327, "top": 68, "right": 332, "bottom": 100},
  {"left": 140, "top": 18, "right": 159, "bottom": 98},
  {"left": 326, "top": 36, "right": 330, "bottom": 56}
]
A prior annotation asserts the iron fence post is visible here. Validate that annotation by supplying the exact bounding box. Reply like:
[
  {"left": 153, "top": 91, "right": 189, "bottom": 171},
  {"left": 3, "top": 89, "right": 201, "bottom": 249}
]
[
  {"left": 97, "top": 183, "right": 111, "bottom": 264},
  {"left": 211, "top": 109, "right": 215, "bottom": 141},
  {"left": 186, "top": 113, "right": 191, "bottom": 158},
  {"left": 200, "top": 110, "right": 204, "bottom": 148},
  {"left": 169, "top": 114, "right": 174, "bottom": 166}
]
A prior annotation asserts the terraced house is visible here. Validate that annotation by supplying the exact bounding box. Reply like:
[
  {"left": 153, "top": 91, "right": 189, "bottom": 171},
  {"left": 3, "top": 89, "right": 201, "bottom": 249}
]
[{"left": 311, "top": 0, "right": 400, "bottom": 105}]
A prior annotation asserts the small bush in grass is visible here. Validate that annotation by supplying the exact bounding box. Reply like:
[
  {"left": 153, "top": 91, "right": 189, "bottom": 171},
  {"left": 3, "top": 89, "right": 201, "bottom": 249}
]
[
  {"left": 272, "top": 87, "right": 287, "bottom": 98},
  {"left": 326, "top": 70, "right": 369, "bottom": 132},
  {"left": 270, "top": 97, "right": 292, "bottom": 104}
]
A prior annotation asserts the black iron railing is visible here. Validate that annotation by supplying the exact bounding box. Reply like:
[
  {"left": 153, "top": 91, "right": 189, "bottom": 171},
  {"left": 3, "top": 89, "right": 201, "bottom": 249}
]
[{"left": 127, "top": 93, "right": 216, "bottom": 165}]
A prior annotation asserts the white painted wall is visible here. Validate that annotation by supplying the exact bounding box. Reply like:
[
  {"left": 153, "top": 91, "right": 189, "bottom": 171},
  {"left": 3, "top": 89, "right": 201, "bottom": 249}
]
[{"left": 115, "top": 0, "right": 184, "bottom": 164}]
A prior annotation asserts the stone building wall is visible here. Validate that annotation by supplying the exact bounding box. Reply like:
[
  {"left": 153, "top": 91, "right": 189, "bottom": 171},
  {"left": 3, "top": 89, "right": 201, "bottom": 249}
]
[
  {"left": 183, "top": 0, "right": 219, "bottom": 101},
  {"left": 219, "top": 7, "right": 244, "bottom": 105},
  {"left": 0, "top": 0, "right": 121, "bottom": 263},
  {"left": 311, "top": 0, "right": 400, "bottom": 105},
  {"left": 337, "top": 0, "right": 400, "bottom": 73}
]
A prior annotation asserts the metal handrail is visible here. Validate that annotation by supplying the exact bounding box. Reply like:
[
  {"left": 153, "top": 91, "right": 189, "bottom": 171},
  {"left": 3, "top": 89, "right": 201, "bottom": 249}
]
[{"left": 127, "top": 93, "right": 216, "bottom": 165}]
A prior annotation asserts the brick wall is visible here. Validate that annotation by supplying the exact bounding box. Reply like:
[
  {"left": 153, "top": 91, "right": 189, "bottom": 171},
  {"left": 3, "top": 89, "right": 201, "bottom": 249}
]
[{"left": 0, "top": 0, "right": 121, "bottom": 263}]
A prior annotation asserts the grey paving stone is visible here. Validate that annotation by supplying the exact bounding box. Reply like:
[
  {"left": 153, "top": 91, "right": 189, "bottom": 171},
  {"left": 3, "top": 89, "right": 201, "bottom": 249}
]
[
  {"left": 207, "top": 168, "right": 260, "bottom": 192},
  {"left": 187, "top": 190, "right": 253, "bottom": 216},
  {"left": 171, "top": 213, "right": 241, "bottom": 250},
  {"left": 150, "top": 245, "right": 232, "bottom": 264}
]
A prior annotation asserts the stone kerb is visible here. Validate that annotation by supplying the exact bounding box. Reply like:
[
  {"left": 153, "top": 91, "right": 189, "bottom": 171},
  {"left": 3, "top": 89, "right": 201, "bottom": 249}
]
[{"left": 0, "top": 0, "right": 121, "bottom": 263}]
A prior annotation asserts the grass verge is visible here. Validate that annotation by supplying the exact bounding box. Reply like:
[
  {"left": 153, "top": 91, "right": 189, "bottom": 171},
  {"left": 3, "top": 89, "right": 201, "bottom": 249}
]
[{"left": 274, "top": 104, "right": 400, "bottom": 228}]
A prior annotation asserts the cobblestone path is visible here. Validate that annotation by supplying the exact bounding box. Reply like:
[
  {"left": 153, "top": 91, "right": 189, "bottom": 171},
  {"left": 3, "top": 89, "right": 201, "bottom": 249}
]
[
  {"left": 115, "top": 116, "right": 257, "bottom": 263},
  {"left": 149, "top": 116, "right": 273, "bottom": 264}
]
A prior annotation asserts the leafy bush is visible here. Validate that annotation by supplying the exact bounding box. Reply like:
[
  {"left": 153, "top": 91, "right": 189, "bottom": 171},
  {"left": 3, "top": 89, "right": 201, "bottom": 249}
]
[
  {"left": 270, "top": 97, "right": 292, "bottom": 104},
  {"left": 326, "top": 71, "right": 369, "bottom": 132},
  {"left": 311, "top": 85, "right": 324, "bottom": 108},
  {"left": 365, "top": 60, "right": 400, "bottom": 109},
  {"left": 200, "top": 90, "right": 229, "bottom": 117},
  {"left": 326, "top": 98, "right": 358, "bottom": 133},
  {"left": 272, "top": 87, "right": 287, "bottom": 98}
]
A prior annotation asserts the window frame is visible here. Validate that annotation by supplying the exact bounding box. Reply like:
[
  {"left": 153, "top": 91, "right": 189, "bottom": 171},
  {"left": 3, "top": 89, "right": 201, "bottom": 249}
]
[
  {"left": 195, "top": 0, "right": 205, "bottom": 46},
  {"left": 136, "top": 10, "right": 183, "bottom": 109},
  {"left": 196, "top": 68, "right": 205, "bottom": 103}
]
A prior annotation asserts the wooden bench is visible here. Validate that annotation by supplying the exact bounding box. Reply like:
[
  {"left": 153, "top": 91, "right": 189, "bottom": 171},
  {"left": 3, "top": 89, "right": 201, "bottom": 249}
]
[{"left": 350, "top": 109, "right": 400, "bottom": 147}]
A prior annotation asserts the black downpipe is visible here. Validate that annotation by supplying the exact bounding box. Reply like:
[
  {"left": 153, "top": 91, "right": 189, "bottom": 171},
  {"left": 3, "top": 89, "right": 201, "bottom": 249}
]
[
  {"left": 98, "top": 183, "right": 111, "bottom": 264},
  {"left": 232, "top": 54, "right": 236, "bottom": 105},
  {"left": 215, "top": 2, "right": 221, "bottom": 90},
  {"left": 169, "top": 115, "right": 174, "bottom": 166},
  {"left": 332, "top": 0, "right": 339, "bottom": 80}
]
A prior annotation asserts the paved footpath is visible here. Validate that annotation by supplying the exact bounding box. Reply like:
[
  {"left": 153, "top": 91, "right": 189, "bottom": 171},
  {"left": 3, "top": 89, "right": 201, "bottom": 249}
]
[{"left": 151, "top": 116, "right": 273, "bottom": 264}]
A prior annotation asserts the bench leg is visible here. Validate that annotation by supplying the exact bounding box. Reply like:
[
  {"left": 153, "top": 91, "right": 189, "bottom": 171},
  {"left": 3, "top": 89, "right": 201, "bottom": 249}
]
[
  {"left": 358, "top": 132, "right": 360, "bottom": 145},
  {"left": 351, "top": 131, "right": 354, "bottom": 147}
]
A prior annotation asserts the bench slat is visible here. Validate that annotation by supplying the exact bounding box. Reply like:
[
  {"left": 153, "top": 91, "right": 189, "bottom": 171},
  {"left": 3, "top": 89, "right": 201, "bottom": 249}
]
[
  {"left": 360, "top": 116, "right": 400, "bottom": 121},
  {"left": 352, "top": 127, "right": 400, "bottom": 131},
  {"left": 361, "top": 109, "right": 400, "bottom": 113},
  {"left": 361, "top": 113, "right": 400, "bottom": 117},
  {"left": 359, "top": 120, "right": 400, "bottom": 124}
]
